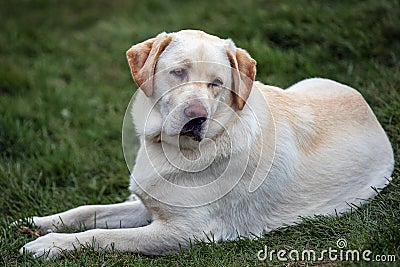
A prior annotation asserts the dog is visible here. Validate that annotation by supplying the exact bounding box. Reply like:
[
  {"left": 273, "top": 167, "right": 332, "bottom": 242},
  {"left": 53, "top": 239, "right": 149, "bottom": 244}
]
[{"left": 19, "top": 30, "right": 394, "bottom": 258}]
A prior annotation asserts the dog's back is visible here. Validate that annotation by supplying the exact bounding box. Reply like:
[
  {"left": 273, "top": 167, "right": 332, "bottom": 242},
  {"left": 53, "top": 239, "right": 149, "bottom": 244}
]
[{"left": 255, "top": 78, "right": 393, "bottom": 219}]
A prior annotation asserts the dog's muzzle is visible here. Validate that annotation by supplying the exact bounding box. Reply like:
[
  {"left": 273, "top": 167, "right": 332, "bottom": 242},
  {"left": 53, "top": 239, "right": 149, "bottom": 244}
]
[
  {"left": 180, "top": 117, "right": 207, "bottom": 141},
  {"left": 179, "top": 102, "right": 208, "bottom": 141}
]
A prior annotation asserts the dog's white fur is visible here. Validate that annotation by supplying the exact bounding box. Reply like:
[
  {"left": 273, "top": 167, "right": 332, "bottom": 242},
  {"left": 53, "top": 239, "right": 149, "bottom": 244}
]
[{"left": 20, "top": 30, "right": 394, "bottom": 258}]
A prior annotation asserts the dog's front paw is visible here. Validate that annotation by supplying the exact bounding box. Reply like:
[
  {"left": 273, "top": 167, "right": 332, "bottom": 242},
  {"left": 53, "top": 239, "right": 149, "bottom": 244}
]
[
  {"left": 13, "top": 216, "right": 60, "bottom": 234},
  {"left": 20, "top": 233, "right": 79, "bottom": 259},
  {"left": 30, "top": 216, "right": 59, "bottom": 233}
]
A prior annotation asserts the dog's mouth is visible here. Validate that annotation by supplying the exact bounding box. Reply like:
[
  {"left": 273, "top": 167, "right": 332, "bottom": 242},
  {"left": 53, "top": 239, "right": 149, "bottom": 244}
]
[{"left": 179, "top": 117, "right": 207, "bottom": 142}]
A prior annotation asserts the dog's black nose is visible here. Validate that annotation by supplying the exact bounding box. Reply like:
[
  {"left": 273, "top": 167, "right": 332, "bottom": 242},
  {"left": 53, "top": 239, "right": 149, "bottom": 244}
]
[{"left": 180, "top": 117, "right": 207, "bottom": 141}]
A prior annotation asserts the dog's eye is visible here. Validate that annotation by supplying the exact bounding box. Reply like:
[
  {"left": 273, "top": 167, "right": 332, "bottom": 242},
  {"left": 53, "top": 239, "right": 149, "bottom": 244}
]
[
  {"left": 209, "top": 78, "right": 223, "bottom": 88},
  {"left": 170, "top": 68, "right": 187, "bottom": 78}
]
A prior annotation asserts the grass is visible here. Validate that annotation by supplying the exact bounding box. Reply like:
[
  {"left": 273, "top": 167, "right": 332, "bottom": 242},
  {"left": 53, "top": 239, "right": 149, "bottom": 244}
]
[{"left": 0, "top": 0, "right": 399, "bottom": 266}]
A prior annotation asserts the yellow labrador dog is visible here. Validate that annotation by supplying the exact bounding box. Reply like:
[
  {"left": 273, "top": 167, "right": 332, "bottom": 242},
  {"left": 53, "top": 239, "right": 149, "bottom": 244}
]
[{"left": 20, "top": 30, "right": 394, "bottom": 258}]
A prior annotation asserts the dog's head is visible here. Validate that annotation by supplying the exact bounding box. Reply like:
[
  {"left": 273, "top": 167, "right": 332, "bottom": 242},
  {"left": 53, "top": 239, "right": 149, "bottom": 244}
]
[{"left": 126, "top": 30, "right": 256, "bottom": 147}]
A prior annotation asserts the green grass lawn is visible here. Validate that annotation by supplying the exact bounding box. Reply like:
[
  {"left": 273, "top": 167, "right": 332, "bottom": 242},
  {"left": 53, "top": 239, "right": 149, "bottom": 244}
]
[{"left": 1, "top": 0, "right": 399, "bottom": 266}]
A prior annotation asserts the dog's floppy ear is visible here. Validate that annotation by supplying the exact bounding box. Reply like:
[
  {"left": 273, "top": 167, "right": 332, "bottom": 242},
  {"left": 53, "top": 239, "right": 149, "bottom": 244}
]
[
  {"left": 126, "top": 33, "right": 172, "bottom": 96},
  {"left": 227, "top": 47, "right": 256, "bottom": 110}
]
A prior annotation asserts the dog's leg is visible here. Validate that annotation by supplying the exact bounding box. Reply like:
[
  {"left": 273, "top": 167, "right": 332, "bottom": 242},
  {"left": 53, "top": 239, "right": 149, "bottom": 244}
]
[
  {"left": 25, "top": 200, "right": 152, "bottom": 233},
  {"left": 21, "top": 221, "right": 191, "bottom": 258}
]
